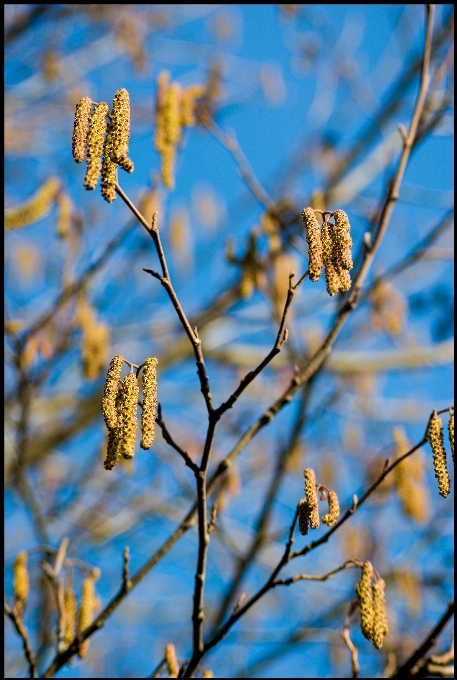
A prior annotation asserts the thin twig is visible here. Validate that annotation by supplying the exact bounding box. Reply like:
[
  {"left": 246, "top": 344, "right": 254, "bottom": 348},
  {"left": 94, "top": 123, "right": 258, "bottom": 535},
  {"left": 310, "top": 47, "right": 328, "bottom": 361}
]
[
  {"left": 155, "top": 403, "right": 198, "bottom": 473},
  {"left": 341, "top": 601, "right": 360, "bottom": 679},
  {"left": 4, "top": 601, "right": 38, "bottom": 678},
  {"left": 122, "top": 547, "right": 131, "bottom": 593}
]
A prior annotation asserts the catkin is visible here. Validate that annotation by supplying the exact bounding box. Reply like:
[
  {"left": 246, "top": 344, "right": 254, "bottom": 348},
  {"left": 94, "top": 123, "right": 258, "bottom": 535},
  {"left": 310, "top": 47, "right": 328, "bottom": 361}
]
[
  {"left": 5, "top": 177, "right": 61, "bottom": 231},
  {"left": 303, "top": 468, "right": 320, "bottom": 529},
  {"left": 298, "top": 498, "right": 310, "bottom": 535},
  {"left": 56, "top": 192, "right": 73, "bottom": 239},
  {"left": 102, "top": 355, "right": 124, "bottom": 430},
  {"left": 372, "top": 578, "right": 389, "bottom": 649},
  {"left": 302, "top": 208, "right": 323, "bottom": 282},
  {"left": 429, "top": 411, "right": 451, "bottom": 498},
  {"left": 120, "top": 373, "right": 139, "bottom": 459},
  {"left": 165, "top": 643, "right": 179, "bottom": 678},
  {"left": 84, "top": 102, "right": 109, "bottom": 190},
  {"left": 448, "top": 411, "right": 454, "bottom": 464},
  {"left": 110, "top": 88, "right": 131, "bottom": 162},
  {"left": 13, "top": 551, "right": 29, "bottom": 613},
  {"left": 333, "top": 209, "right": 353, "bottom": 271},
  {"left": 164, "top": 83, "right": 183, "bottom": 146},
  {"left": 321, "top": 222, "right": 341, "bottom": 296},
  {"left": 181, "top": 84, "right": 206, "bottom": 127},
  {"left": 77, "top": 575, "right": 97, "bottom": 658},
  {"left": 72, "top": 97, "right": 93, "bottom": 163},
  {"left": 140, "top": 358, "right": 158, "bottom": 450},
  {"left": 104, "top": 388, "right": 124, "bottom": 470},
  {"left": 355, "top": 561, "right": 374, "bottom": 641},
  {"left": 321, "top": 490, "right": 340, "bottom": 526},
  {"left": 62, "top": 587, "right": 77, "bottom": 650}
]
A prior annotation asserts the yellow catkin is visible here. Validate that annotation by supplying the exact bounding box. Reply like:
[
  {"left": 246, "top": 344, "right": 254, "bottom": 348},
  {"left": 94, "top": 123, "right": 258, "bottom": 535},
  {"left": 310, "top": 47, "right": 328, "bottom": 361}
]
[
  {"left": 303, "top": 468, "right": 320, "bottom": 529},
  {"left": 161, "top": 144, "right": 176, "bottom": 190},
  {"left": 429, "top": 411, "right": 451, "bottom": 498},
  {"left": 101, "top": 126, "right": 117, "bottom": 203},
  {"left": 72, "top": 96, "right": 93, "bottom": 163},
  {"left": 56, "top": 192, "right": 72, "bottom": 239},
  {"left": 321, "top": 490, "right": 340, "bottom": 526},
  {"left": 202, "top": 671, "right": 214, "bottom": 678},
  {"left": 84, "top": 102, "right": 109, "bottom": 190},
  {"left": 448, "top": 411, "right": 454, "bottom": 464},
  {"left": 13, "top": 551, "right": 29, "bottom": 613},
  {"left": 372, "top": 578, "right": 389, "bottom": 649},
  {"left": 104, "top": 422, "right": 123, "bottom": 470},
  {"left": 77, "top": 573, "right": 99, "bottom": 658},
  {"left": 338, "top": 268, "right": 352, "bottom": 293},
  {"left": 298, "top": 498, "right": 310, "bottom": 535},
  {"left": 140, "top": 358, "right": 158, "bottom": 450},
  {"left": 165, "top": 643, "right": 179, "bottom": 678},
  {"left": 102, "top": 355, "right": 124, "bottom": 430},
  {"left": 164, "top": 83, "right": 183, "bottom": 146},
  {"left": 5, "top": 177, "right": 61, "bottom": 231},
  {"left": 181, "top": 84, "right": 206, "bottom": 127},
  {"left": 120, "top": 373, "right": 139, "bottom": 459},
  {"left": 393, "top": 426, "right": 429, "bottom": 524},
  {"left": 355, "top": 561, "right": 374, "bottom": 641},
  {"left": 155, "top": 71, "right": 170, "bottom": 154},
  {"left": 332, "top": 209, "right": 353, "bottom": 271},
  {"left": 63, "top": 587, "right": 77, "bottom": 650},
  {"left": 302, "top": 207, "right": 323, "bottom": 282},
  {"left": 321, "top": 221, "right": 341, "bottom": 296},
  {"left": 81, "top": 321, "right": 110, "bottom": 380},
  {"left": 110, "top": 88, "right": 131, "bottom": 163}
]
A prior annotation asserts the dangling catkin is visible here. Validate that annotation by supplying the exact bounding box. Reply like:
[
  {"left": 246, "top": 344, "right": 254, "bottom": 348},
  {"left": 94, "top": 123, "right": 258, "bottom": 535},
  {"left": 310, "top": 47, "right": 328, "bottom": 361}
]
[
  {"left": 140, "top": 358, "right": 158, "bottom": 450},
  {"left": 120, "top": 372, "right": 139, "bottom": 459},
  {"left": 165, "top": 643, "right": 179, "bottom": 678},
  {"left": 13, "top": 551, "right": 29, "bottom": 614},
  {"left": 372, "top": 578, "right": 389, "bottom": 649},
  {"left": 104, "top": 404, "right": 123, "bottom": 471},
  {"left": 448, "top": 410, "right": 454, "bottom": 464},
  {"left": 5, "top": 177, "right": 62, "bottom": 231},
  {"left": 321, "top": 221, "right": 341, "bottom": 296},
  {"left": 333, "top": 209, "right": 353, "bottom": 271},
  {"left": 355, "top": 561, "right": 374, "bottom": 641},
  {"left": 298, "top": 498, "right": 310, "bottom": 535},
  {"left": 62, "top": 587, "right": 77, "bottom": 650},
  {"left": 72, "top": 97, "right": 93, "bottom": 163},
  {"left": 110, "top": 88, "right": 131, "bottom": 162},
  {"left": 84, "top": 102, "right": 109, "bottom": 190},
  {"left": 302, "top": 208, "right": 323, "bottom": 282},
  {"left": 321, "top": 490, "right": 340, "bottom": 526},
  {"left": 429, "top": 411, "right": 450, "bottom": 498},
  {"left": 303, "top": 468, "right": 320, "bottom": 528},
  {"left": 102, "top": 355, "right": 124, "bottom": 430},
  {"left": 77, "top": 575, "right": 97, "bottom": 658}
]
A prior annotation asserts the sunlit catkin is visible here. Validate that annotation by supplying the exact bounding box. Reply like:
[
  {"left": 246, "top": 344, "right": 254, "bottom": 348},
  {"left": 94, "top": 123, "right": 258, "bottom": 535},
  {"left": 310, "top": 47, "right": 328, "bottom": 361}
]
[
  {"left": 303, "top": 468, "right": 320, "bottom": 529},
  {"left": 110, "top": 88, "right": 131, "bottom": 162},
  {"left": 62, "top": 587, "right": 77, "bottom": 650},
  {"left": 104, "top": 404, "right": 123, "bottom": 471},
  {"left": 181, "top": 84, "right": 206, "bottom": 127},
  {"left": 429, "top": 411, "right": 450, "bottom": 498},
  {"left": 165, "top": 643, "right": 179, "bottom": 678},
  {"left": 372, "top": 578, "right": 389, "bottom": 649},
  {"left": 298, "top": 498, "right": 310, "bottom": 535},
  {"left": 321, "top": 221, "right": 341, "bottom": 296},
  {"left": 56, "top": 192, "right": 72, "bottom": 239},
  {"left": 72, "top": 97, "right": 93, "bottom": 163},
  {"left": 164, "top": 83, "right": 183, "bottom": 146},
  {"left": 120, "top": 372, "right": 139, "bottom": 459},
  {"left": 333, "top": 209, "right": 353, "bottom": 271},
  {"left": 140, "top": 358, "right": 158, "bottom": 450},
  {"left": 102, "top": 355, "right": 124, "bottom": 430},
  {"left": 5, "top": 176, "right": 61, "bottom": 231},
  {"left": 77, "top": 575, "right": 97, "bottom": 658},
  {"left": 13, "top": 551, "right": 29, "bottom": 613},
  {"left": 84, "top": 102, "right": 109, "bottom": 190},
  {"left": 448, "top": 411, "right": 454, "bottom": 464},
  {"left": 355, "top": 561, "right": 374, "bottom": 641},
  {"left": 321, "top": 490, "right": 340, "bottom": 526},
  {"left": 302, "top": 208, "right": 323, "bottom": 282}
]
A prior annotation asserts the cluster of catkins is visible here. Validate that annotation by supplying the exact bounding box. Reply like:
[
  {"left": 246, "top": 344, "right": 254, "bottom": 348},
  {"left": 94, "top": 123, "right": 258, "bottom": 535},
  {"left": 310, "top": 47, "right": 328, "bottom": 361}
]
[
  {"left": 72, "top": 89, "right": 133, "bottom": 203},
  {"left": 155, "top": 71, "right": 206, "bottom": 189},
  {"left": 302, "top": 208, "right": 353, "bottom": 296},
  {"left": 12, "top": 551, "right": 100, "bottom": 658},
  {"left": 102, "top": 356, "right": 158, "bottom": 470},
  {"left": 298, "top": 468, "right": 340, "bottom": 534},
  {"left": 428, "top": 409, "right": 454, "bottom": 498},
  {"left": 355, "top": 561, "right": 389, "bottom": 649}
]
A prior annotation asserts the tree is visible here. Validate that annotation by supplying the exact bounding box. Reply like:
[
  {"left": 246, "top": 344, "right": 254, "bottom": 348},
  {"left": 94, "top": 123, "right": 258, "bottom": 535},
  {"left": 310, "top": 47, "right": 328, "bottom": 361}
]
[{"left": 5, "top": 5, "right": 454, "bottom": 678}]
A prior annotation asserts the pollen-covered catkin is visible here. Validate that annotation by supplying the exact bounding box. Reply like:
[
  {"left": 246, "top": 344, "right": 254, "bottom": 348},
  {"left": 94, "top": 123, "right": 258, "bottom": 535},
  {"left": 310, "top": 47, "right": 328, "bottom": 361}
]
[
  {"left": 429, "top": 411, "right": 451, "bottom": 497},
  {"left": 120, "top": 372, "right": 139, "bottom": 459},
  {"left": 77, "top": 575, "right": 97, "bottom": 658},
  {"left": 355, "top": 561, "right": 374, "bottom": 641},
  {"left": 321, "top": 221, "right": 341, "bottom": 296},
  {"left": 372, "top": 578, "right": 389, "bottom": 649},
  {"left": 102, "top": 355, "right": 124, "bottom": 430},
  {"left": 304, "top": 468, "right": 320, "bottom": 529},
  {"left": 5, "top": 176, "right": 62, "bottom": 231},
  {"left": 84, "top": 102, "right": 109, "bottom": 190},
  {"left": 72, "top": 97, "right": 93, "bottom": 163},
  {"left": 302, "top": 208, "right": 323, "bottom": 282},
  {"left": 448, "top": 411, "right": 454, "bottom": 464},
  {"left": 110, "top": 88, "right": 131, "bottom": 162},
  {"left": 101, "top": 126, "right": 118, "bottom": 203},
  {"left": 104, "top": 418, "right": 123, "bottom": 470},
  {"left": 62, "top": 587, "right": 77, "bottom": 650},
  {"left": 140, "top": 358, "right": 158, "bottom": 450},
  {"left": 13, "top": 551, "right": 29, "bottom": 613},
  {"left": 298, "top": 499, "right": 310, "bottom": 535},
  {"left": 164, "top": 83, "right": 183, "bottom": 146},
  {"left": 333, "top": 209, "right": 353, "bottom": 271},
  {"left": 321, "top": 490, "right": 340, "bottom": 526},
  {"left": 165, "top": 643, "right": 179, "bottom": 678},
  {"left": 181, "top": 84, "right": 206, "bottom": 126},
  {"left": 56, "top": 192, "right": 72, "bottom": 239}
]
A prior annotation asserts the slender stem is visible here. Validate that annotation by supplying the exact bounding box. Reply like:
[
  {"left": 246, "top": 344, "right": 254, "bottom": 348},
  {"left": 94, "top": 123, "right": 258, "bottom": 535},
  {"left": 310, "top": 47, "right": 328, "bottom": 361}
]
[{"left": 4, "top": 602, "right": 38, "bottom": 678}]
